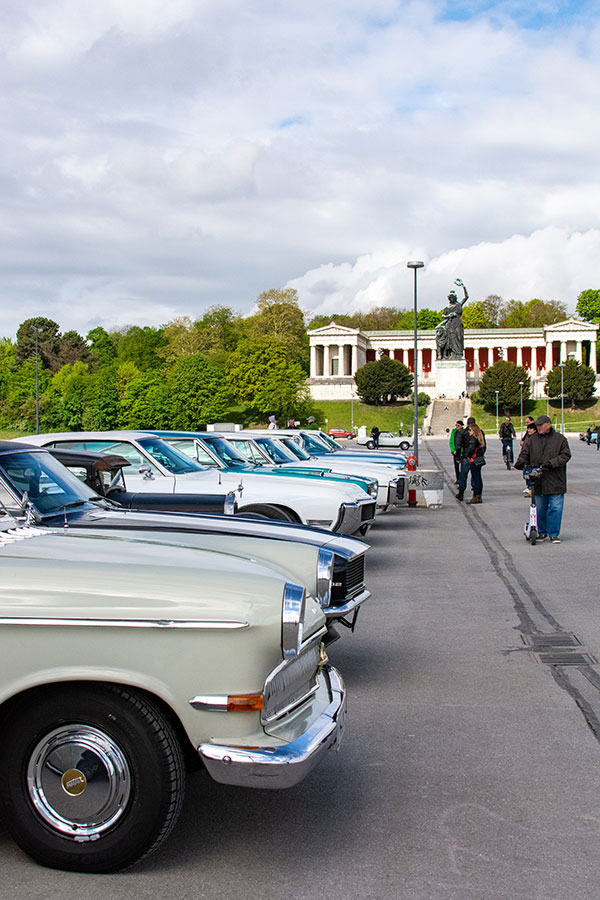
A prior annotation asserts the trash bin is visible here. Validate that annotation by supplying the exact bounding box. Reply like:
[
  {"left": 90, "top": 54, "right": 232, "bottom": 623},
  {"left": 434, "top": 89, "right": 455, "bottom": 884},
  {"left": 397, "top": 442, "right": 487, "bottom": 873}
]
[{"left": 407, "top": 469, "right": 444, "bottom": 508}]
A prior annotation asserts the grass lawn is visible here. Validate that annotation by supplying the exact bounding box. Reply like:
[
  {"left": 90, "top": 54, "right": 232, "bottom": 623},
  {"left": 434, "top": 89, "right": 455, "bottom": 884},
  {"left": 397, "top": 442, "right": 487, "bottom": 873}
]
[
  {"left": 311, "top": 400, "right": 424, "bottom": 433},
  {"left": 471, "top": 397, "right": 600, "bottom": 434},
  {"left": 0, "top": 429, "right": 24, "bottom": 440}
]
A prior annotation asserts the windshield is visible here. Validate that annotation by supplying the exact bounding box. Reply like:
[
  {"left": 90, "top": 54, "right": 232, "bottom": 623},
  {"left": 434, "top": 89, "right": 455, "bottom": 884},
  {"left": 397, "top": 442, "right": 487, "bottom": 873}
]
[
  {"left": 301, "top": 432, "right": 333, "bottom": 454},
  {"left": 315, "top": 432, "right": 343, "bottom": 450},
  {"left": 136, "top": 438, "right": 205, "bottom": 474},
  {"left": 278, "top": 438, "right": 312, "bottom": 461},
  {"left": 0, "top": 449, "right": 99, "bottom": 515},
  {"left": 201, "top": 437, "right": 253, "bottom": 469},
  {"left": 254, "top": 437, "right": 297, "bottom": 464}
]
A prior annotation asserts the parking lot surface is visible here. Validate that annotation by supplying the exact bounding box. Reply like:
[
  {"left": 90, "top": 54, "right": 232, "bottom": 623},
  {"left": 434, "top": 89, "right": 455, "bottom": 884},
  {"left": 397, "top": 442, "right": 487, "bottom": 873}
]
[{"left": 2, "top": 435, "right": 599, "bottom": 899}]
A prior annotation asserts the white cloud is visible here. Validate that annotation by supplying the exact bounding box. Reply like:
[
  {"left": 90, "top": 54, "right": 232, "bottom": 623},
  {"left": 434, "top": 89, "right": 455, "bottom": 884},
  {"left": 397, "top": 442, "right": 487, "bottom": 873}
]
[{"left": 0, "top": 1, "right": 599, "bottom": 339}]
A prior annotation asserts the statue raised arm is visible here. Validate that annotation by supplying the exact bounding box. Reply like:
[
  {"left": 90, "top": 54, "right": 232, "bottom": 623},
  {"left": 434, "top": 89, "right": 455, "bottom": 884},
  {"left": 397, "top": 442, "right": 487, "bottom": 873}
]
[{"left": 439, "top": 278, "right": 469, "bottom": 359}]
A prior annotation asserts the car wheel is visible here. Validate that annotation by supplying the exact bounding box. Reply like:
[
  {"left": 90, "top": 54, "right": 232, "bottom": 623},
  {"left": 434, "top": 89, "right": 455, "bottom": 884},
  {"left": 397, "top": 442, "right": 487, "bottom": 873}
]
[
  {"left": 366, "top": 441, "right": 375, "bottom": 450},
  {"left": 399, "top": 441, "right": 410, "bottom": 450},
  {"left": 0, "top": 684, "right": 185, "bottom": 873},
  {"left": 238, "top": 504, "right": 297, "bottom": 522}
]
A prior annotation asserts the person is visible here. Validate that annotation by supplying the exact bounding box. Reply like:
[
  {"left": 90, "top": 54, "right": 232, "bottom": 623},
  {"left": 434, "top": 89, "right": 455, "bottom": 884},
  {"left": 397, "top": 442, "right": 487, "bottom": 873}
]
[
  {"left": 370, "top": 425, "right": 380, "bottom": 449},
  {"left": 499, "top": 416, "right": 517, "bottom": 468},
  {"left": 456, "top": 422, "right": 486, "bottom": 503},
  {"left": 586, "top": 425, "right": 592, "bottom": 445},
  {"left": 436, "top": 278, "right": 469, "bottom": 359},
  {"left": 520, "top": 421, "right": 538, "bottom": 496},
  {"left": 520, "top": 416, "right": 535, "bottom": 447},
  {"left": 267, "top": 415, "right": 278, "bottom": 430},
  {"left": 449, "top": 420, "right": 465, "bottom": 485},
  {"left": 514, "top": 414, "right": 571, "bottom": 543}
]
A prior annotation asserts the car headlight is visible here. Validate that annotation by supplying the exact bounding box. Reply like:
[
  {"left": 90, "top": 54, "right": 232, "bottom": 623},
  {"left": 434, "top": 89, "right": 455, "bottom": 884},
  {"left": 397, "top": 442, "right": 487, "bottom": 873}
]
[
  {"left": 224, "top": 491, "right": 237, "bottom": 515},
  {"left": 316, "top": 548, "right": 335, "bottom": 608},
  {"left": 282, "top": 583, "right": 306, "bottom": 658},
  {"left": 367, "top": 480, "right": 378, "bottom": 497}
]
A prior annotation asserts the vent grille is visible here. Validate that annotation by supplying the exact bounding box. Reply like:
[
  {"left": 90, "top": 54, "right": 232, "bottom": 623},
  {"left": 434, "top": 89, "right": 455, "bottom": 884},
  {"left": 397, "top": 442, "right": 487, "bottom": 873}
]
[
  {"left": 523, "top": 633, "right": 597, "bottom": 667},
  {"left": 331, "top": 554, "right": 365, "bottom": 606},
  {"left": 360, "top": 502, "right": 376, "bottom": 521}
]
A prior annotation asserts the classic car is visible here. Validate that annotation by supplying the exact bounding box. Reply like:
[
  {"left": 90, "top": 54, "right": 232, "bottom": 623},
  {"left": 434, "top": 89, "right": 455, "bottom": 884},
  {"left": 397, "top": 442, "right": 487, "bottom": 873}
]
[
  {"left": 14, "top": 432, "right": 377, "bottom": 535},
  {"left": 47, "top": 447, "right": 238, "bottom": 515},
  {"left": 236, "top": 430, "right": 409, "bottom": 509},
  {"left": 356, "top": 430, "right": 414, "bottom": 451},
  {"left": 0, "top": 506, "right": 346, "bottom": 872},
  {"left": 0, "top": 442, "right": 370, "bottom": 632},
  {"left": 148, "top": 430, "right": 379, "bottom": 528},
  {"left": 327, "top": 428, "right": 357, "bottom": 439}
]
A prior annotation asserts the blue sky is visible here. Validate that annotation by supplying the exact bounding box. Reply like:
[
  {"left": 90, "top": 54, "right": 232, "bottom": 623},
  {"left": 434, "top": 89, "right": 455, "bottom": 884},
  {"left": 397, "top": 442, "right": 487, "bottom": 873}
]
[{"left": 0, "top": 0, "right": 599, "bottom": 339}]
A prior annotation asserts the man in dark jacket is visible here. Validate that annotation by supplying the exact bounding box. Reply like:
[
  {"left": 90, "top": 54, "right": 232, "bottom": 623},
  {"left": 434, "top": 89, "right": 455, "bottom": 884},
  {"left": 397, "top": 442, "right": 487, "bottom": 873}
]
[
  {"left": 514, "top": 414, "right": 571, "bottom": 543},
  {"left": 499, "top": 416, "right": 517, "bottom": 467}
]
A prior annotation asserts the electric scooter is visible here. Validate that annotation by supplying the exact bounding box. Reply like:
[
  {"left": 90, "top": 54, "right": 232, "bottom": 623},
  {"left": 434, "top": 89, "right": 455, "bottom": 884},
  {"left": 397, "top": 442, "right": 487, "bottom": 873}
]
[{"left": 523, "top": 467, "right": 543, "bottom": 545}]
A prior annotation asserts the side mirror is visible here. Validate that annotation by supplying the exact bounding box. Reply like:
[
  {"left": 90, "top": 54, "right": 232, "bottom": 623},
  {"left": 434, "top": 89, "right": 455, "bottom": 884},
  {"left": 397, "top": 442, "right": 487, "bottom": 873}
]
[{"left": 138, "top": 465, "right": 154, "bottom": 480}]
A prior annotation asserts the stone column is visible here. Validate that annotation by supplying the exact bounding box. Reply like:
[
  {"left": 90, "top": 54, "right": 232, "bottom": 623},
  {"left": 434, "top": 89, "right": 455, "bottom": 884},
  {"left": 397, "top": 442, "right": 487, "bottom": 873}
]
[
  {"left": 576, "top": 341, "right": 583, "bottom": 364},
  {"left": 324, "top": 344, "right": 331, "bottom": 377},
  {"left": 310, "top": 345, "right": 318, "bottom": 378},
  {"left": 545, "top": 343, "right": 552, "bottom": 371},
  {"left": 351, "top": 344, "right": 358, "bottom": 375},
  {"left": 560, "top": 341, "right": 567, "bottom": 364},
  {"left": 516, "top": 346, "right": 523, "bottom": 367}
]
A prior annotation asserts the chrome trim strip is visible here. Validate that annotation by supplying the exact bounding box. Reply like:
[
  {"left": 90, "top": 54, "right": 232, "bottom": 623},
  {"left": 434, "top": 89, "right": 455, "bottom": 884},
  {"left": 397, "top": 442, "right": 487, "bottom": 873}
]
[
  {"left": 0, "top": 617, "right": 249, "bottom": 629},
  {"left": 323, "top": 588, "right": 370, "bottom": 619},
  {"left": 189, "top": 695, "right": 229, "bottom": 711},
  {"left": 282, "top": 583, "right": 305, "bottom": 658},
  {"left": 316, "top": 548, "right": 334, "bottom": 608}
]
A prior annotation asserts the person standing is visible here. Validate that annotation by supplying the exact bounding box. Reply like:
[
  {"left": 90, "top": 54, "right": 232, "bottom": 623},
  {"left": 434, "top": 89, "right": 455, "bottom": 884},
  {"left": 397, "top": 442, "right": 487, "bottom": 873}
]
[
  {"left": 520, "top": 421, "right": 538, "bottom": 496},
  {"left": 370, "top": 425, "right": 380, "bottom": 449},
  {"left": 456, "top": 420, "right": 486, "bottom": 502},
  {"left": 514, "top": 415, "right": 571, "bottom": 543},
  {"left": 449, "top": 420, "right": 465, "bottom": 485},
  {"left": 499, "top": 416, "right": 517, "bottom": 468},
  {"left": 267, "top": 415, "right": 278, "bottom": 430}
]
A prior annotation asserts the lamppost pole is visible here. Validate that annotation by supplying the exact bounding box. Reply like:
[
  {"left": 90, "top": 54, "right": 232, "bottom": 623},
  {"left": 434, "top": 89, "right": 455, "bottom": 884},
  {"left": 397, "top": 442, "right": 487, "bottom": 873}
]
[
  {"left": 559, "top": 363, "right": 565, "bottom": 434},
  {"left": 495, "top": 390, "right": 499, "bottom": 434},
  {"left": 407, "top": 261, "right": 424, "bottom": 463},
  {"left": 519, "top": 381, "right": 524, "bottom": 435}
]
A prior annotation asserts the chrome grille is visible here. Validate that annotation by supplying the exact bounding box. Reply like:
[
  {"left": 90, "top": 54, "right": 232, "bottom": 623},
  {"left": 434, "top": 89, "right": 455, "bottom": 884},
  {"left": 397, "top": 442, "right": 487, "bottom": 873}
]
[
  {"left": 395, "top": 478, "right": 406, "bottom": 500},
  {"left": 331, "top": 554, "right": 365, "bottom": 605},
  {"left": 360, "top": 501, "right": 376, "bottom": 521},
  {"left": 262, "top": 643, "right": 320, "bottom": 722}
]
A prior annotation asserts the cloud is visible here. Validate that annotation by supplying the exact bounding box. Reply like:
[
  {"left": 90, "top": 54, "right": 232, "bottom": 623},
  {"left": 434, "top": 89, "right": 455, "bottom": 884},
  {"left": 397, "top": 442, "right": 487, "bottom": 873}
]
[{"left": 0, "top": 1, "right": 599, "bottom": 339}]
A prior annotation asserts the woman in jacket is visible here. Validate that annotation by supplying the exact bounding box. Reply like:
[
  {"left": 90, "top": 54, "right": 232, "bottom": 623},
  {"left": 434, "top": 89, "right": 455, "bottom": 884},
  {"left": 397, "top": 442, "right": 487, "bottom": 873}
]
[{"left": 456, "top": 423, "right": 486, "bottom": 504}]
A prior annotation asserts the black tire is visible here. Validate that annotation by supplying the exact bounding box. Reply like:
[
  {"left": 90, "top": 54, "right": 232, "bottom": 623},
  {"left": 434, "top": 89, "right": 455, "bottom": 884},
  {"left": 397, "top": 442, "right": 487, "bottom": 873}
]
[
  {"left": 530, "top": 527, "right": 537, "bottom": 546},
  {"left": 366, "top": 441, "right": 375, "bottom": 450},
  {"left": 238, "top": 503, "right": 297, "bottom": 522},
  {"left": 399, "top": 441, "right": 410, "bottom": 451},
  {"left": 0, "top": 685, "right": 185, "bottom": 873}
]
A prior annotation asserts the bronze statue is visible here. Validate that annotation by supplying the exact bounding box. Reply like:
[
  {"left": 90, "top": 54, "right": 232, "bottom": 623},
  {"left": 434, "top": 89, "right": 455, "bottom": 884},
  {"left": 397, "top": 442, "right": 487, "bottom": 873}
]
[{"left": 436, "top": 278, "right": 469, "bottom": 359}]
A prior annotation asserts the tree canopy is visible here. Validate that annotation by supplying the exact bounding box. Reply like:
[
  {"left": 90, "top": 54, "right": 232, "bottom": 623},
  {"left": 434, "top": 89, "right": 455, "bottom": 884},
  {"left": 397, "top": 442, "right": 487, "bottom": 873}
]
[
  {"left": 545, "top": 359, "right": 596, "bottom": 411},
  {"left": 478, "top": 361, "right": 531, "bottom": 413},
  {"left": 354, "top": 355, "right": 413, "bottom": 405},
  {"left": 575, "top": 289, "right": 600, "bottom": 323}
]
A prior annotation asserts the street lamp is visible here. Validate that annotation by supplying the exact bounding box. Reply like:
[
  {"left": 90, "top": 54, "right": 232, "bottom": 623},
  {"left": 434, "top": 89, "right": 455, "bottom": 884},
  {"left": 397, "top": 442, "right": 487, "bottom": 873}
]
[
  {"left": 32, "top": 325, "right": 42, "bottom": 434},
  {"left": 407, "top": 261, "right": 424, "bottom": 463},
  {"left": 495, "top": 390, "right": 499, "bottom": 434},
  {"left": 519, "top": 381, "right": 524, "bottom": 435},
  {"left": 559, "top": 363, "right": 565, "bottom": 434}
]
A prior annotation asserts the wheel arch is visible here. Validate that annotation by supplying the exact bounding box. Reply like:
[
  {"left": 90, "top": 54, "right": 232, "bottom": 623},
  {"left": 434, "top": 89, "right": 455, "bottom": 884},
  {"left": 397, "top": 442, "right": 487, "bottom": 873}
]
[{"left": 237, "top": 503, "right": 302, "bottom": 523}]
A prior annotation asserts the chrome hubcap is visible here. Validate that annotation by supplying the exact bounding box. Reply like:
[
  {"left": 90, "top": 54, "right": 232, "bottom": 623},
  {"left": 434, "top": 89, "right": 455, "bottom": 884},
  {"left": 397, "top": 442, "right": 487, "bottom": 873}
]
[{"left": 27, "top": 725, "right": 131, "bottom": 840}]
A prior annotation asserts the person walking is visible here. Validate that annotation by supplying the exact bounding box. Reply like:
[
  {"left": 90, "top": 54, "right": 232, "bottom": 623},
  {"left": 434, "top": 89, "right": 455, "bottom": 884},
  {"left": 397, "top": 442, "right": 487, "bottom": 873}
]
[
  {"left": 499, "top": 416, "right": 517, "bottom": 468},
  {"left": 449, "top": 420, "right": 465, "bottom": 485},
  {"left": 514, "top": 414, "right": 571, "bottom": 543}
]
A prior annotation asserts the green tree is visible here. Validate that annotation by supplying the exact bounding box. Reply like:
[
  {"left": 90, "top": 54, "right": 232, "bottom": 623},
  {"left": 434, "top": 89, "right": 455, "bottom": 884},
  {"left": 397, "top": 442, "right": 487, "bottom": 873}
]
[
  {"left": 545, "top": 359, "right": 596, "bottom": 410},
  {"left": 116, "top": 325, "right": 167, "bottom": 371},
  {"left": 3, "top": 358, "right": 51, "bottom": 430},
  {"left": 16, "top": 317, "right": 61, "bottom": 368},
  {"left": 478, "top": 361, "right": 530, "bottom": 412},
  {"left": 246, "top": 289, "right": 308, "bottom": 369},
  {"left": 195, "top": 305, "right": 244, "bottom": 355},
  {"left": 462, "top": 301, "right": 494, "bottom": 329},
  {"left": 575, "top": 289, "right": 600, "bottom": 323},
  {"left": 226, "top": 338, "right": 309, "bottom": 417},
  {"left": 87, "top": 326, "right": 117, "bottom": 368},
  {"left": 498, "top": 298, "right": 567, "bottom": 328},
  {"left": 308, "top": 313, "right": 357, "bottom": 330},
  {"left": 159, "top": 316, "right": 203, "bottom": 364},
  {"left": 416, "top": 308, "right": 443, "bottom": 329},
  {"left": 82, "top": 365, "right": 120, "bottom": 430},
  {"left": 43, "top": 361, "right": 93, "bottom": 430},
  {"left": 354, "top": 355, "right": 413, "bottom": 405},
  {"left": 0, "top": 338, "right": 16, "bottom": 401},
  {"left": 118, "top": 371, "right": 169, "bottom": 429},
  {"left": 165, "top": 355, "right": 230, "bottom": 429}
]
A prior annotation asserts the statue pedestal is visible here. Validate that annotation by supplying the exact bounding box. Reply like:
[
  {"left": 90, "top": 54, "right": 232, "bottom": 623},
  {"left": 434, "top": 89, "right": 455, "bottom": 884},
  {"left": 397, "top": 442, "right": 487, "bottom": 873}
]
[{"left": 434, "top": 359, "right": 467, "bottom": 398}]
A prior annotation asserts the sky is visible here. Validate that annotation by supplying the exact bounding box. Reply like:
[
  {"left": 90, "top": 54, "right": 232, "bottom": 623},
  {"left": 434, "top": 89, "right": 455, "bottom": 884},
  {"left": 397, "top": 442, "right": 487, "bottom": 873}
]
[{"left": 1, "top": 0, "right": 599, "bottom": 340}]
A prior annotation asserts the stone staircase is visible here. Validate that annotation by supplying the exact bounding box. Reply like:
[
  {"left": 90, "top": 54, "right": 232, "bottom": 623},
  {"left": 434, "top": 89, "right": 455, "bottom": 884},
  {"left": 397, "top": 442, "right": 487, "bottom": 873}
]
[{"left": 425, "top": 399, "right": 471, "bottom": 437}]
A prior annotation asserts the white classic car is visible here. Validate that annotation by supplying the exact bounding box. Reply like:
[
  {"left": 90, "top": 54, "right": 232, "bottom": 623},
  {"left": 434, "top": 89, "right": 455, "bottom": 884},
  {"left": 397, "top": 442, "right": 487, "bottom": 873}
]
[
  {"left": 15, "top": 432, "right": 376, "bottom": 535},
  {"left": 355, "top": 429, "right": 414, "bottom": 451},
  {"left": 0, "top": 507, "right": 346, "bottom": 873}
]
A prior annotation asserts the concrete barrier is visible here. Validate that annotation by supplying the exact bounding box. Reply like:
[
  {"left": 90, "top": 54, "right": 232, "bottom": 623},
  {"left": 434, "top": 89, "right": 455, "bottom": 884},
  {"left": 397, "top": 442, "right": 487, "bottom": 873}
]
[{"left": 408, "top": 469, "right": 444, "bottom": 508}]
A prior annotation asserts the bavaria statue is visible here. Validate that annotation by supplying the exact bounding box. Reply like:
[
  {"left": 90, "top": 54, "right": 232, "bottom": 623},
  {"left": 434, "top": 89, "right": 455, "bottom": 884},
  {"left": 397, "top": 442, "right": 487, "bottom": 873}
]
[{"left": 435, "top": 278, "right": 469, "bottom": 360}]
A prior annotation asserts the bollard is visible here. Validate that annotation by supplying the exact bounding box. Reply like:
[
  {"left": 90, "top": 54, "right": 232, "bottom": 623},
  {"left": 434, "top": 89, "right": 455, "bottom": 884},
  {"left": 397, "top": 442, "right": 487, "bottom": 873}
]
[{"left": 406, "top": 455, "right": 418, "bottom": 507}]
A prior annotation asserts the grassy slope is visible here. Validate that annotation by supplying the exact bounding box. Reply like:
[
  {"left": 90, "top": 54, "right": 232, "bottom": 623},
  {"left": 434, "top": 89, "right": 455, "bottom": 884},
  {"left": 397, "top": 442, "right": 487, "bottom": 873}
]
[{"left": 311, "top": 400, "right": 423, "bottom": 432}]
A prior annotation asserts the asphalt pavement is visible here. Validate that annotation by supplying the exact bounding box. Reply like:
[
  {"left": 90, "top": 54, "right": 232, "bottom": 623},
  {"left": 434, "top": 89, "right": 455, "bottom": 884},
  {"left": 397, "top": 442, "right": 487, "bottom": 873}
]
[{"left": 2, "top": 435, "right": 600, "bottom": 899}]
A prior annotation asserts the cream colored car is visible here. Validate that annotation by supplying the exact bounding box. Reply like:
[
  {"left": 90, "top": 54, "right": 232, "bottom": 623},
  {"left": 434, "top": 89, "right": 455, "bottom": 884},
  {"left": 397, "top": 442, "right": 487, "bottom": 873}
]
[{"left": 0, "top": 510, "right": 346, "bottom": 873}]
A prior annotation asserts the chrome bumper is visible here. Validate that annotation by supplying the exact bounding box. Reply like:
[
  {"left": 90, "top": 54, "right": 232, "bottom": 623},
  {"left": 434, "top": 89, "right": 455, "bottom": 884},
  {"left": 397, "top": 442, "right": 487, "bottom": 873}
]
[
  {"left": 198, "top": 665, "right": 346, "bottom": 789},
  {"left": 324, "top": 587, "right": 370, "bottom": 620},
  {"left": 333, "top": 499, "right": 375, "bottom": 534}
]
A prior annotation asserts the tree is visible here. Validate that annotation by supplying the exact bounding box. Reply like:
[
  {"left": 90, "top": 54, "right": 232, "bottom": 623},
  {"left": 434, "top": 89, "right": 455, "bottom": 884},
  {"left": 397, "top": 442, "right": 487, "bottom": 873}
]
[
  {"left": 165, "top": 355, "right": 231, "bottom": 429},
  {"left": 246, "top": 289, "right": 308, "bottom": 369},
  {"left": 226, "top": 338, "right": 309, "bottom": 418},
  {"left": 498, "top": 298, "right": 567, "bottom": 328},
  {"left": 16, "top": 317, "right": 61, "bottom": 368},
  {"left": 159, "top": 316, "right": 203, "bottom": 364},
  {"left": 416, "top": 308, "right": 443, "bottom": 330},
  {"left": 575, "top": 289, "right": 600, "bottom": 323},
  {"left": 56, "top": 330, "right": 89, "bottom": 367},
  {"left": 43, "top": 362, "right": 93, "bottom": 430},
  {"left": 87, "top": 326, "right": 117, "bottom": 368},
  {"left": 545, "top": 359, "right": 596, "bottom": 410},
  {"left": 118, "top": 371, "right": 170, "bottom": 429},
  {"left": 195, "top": 306, "right": 244, "bottom": 355},
  {"left": 116, "top": 326, "right": 167, "bottom": 371},
  {"left": 308, "top": 313, "right": 357, "bottom": 330},
  {"left": 354, "top": 355, "right": 413, "bottom": 405},
  {"left": 478, "top": 361, "right": 530, "bottom": 412},
  {"left": 462, "top": 301, "right": 494, "bottom": 329}
]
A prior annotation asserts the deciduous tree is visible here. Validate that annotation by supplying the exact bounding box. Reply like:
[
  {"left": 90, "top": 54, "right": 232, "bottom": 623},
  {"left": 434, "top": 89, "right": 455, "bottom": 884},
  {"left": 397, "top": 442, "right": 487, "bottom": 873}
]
[
  {"left": 354, "top": 355, "right": 412, "bottom": 405},
  {"left": 226, "top": 338, "right": 309, "bottom": 417},
  {"left": 575, "top": 289, "right": 600, "bottom": 323},
  {"left": 545, "top": 359, "right": 596, "bottom": 410},
  {"left": 478, "top": 361, "right": 530, "bottom": 412}
]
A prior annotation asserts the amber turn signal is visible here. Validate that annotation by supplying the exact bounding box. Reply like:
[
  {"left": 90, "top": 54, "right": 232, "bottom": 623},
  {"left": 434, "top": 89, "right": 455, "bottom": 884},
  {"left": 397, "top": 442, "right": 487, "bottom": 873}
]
[{"left": 226, "top": 693, "right": 264, "bottom": 712}]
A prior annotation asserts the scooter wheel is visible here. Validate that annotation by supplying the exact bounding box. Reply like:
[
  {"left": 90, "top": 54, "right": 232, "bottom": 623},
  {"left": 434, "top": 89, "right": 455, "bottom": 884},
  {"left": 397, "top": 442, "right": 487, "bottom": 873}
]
[{"left": 530, "top": 527, "right": 537, "bottom": 546}]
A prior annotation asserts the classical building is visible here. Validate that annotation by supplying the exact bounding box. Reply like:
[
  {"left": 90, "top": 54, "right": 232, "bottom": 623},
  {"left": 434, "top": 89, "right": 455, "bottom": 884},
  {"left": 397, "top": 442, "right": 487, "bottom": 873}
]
[{"left": 308, "top": 318, "right": 599, "bottom": 400}]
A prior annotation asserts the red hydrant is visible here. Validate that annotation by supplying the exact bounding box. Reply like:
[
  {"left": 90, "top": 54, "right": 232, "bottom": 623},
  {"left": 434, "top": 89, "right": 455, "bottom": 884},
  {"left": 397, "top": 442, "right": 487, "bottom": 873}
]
[{"left": 406, "top": 455, "right": 418, "bottom": 508}]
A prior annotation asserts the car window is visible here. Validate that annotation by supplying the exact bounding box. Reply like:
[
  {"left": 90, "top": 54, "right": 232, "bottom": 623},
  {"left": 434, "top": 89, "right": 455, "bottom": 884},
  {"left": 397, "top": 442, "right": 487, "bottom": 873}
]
[
  {"left": 0, "top": 450, "right": 97, "bottom": 514},
  {"left": 278, "top": 438, "right": 311, "bottom": 461},
  {"left": 201, "top": 437, "right": 251, "bottom": 469},
  {"left": 228, "top": 439, "right": 264, "bottom": 465},
  {"left": 165, "top": 438, "right": 215, "bottom": 466},
  {"left": 300, "top": 432, "right": 332, "bottom": 454},
  {"left": 76, "top": 440, "right": 163, "bottom": 476},
  {"left": 0, "top": 477, "right": 19, "bottom": 513},
  {"left": 255, "top": 438, "right": 295, "bottom": 464},
  {"left": 137, "top": 438, "right": 204, "bottom": 474}
]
